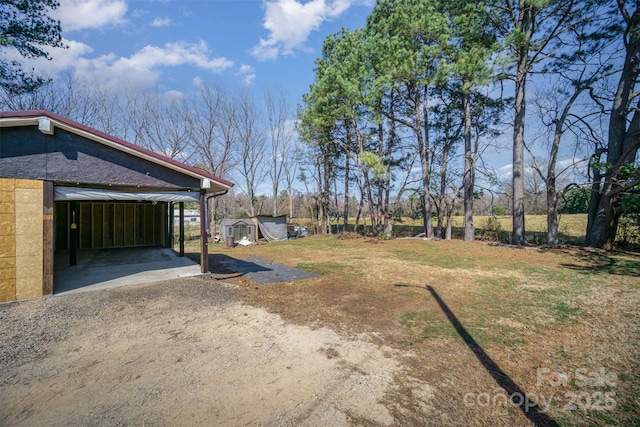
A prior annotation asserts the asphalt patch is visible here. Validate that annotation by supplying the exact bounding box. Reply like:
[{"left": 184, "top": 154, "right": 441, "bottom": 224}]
[{"left": 217, "top": 256, "right": 320, "bottom": 284}]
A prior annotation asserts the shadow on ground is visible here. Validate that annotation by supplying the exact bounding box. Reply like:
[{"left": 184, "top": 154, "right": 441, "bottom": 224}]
[
  {"left": 187, "top": 253, "right": 320, "bottom": 284},
  {"left": 552, "top": 247, "right": 640, "bottom": 277},
  {"left": 393, "top": 283, "right": 560, "bottom": 427}
]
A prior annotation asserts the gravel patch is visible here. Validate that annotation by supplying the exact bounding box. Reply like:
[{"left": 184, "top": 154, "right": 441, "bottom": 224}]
[{"left": 0, "top": 277, "right": 403, "bottom": 426}]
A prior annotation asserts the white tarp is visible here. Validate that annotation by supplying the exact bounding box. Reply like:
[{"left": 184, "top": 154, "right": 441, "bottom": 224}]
[{"left": 54, "top": 186, "right": 201, "bottom": 202}]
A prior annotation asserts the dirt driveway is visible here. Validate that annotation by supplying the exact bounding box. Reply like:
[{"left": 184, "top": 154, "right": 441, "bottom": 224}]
[{"left": 0, "top": 278, "right": 404, "bottom": 426}]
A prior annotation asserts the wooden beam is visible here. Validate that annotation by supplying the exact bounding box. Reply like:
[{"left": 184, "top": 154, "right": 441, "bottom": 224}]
[
  {"left": 70, "top": 201, "right": 78, "bottom": 266},
  {"left": 168, "top": 203, "right": 174, "bottom": 248},
  {"left": 199, "top": 191, "right": 208, "bottom": 274},
  {"left": 42, "top": 181, "right": 54, "bottom": 295},
  {"left": 179, "top": 202, "right": 184, "bottom": 257}
]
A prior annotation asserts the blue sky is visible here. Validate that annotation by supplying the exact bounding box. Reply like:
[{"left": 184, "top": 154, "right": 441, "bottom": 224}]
[
  {"left": 12, "top": 0, "right": 594, "bottom": 192},
  {"left": 21, "top": 0, "right": 375, "bottom": 103}
]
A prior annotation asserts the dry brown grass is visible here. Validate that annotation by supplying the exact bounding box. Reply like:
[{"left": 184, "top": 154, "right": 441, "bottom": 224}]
[{"left": 213, "top": 235, "right": 640, "bottom": 426}]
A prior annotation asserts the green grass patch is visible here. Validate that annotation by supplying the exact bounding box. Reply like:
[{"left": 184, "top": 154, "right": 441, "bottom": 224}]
[
  {"left": 400, "top": 309, "right": 527, "bottom": 348},
  {"left": 400, "top": 310, "right": 457, "bottom": 340},
  {"left": 294, "top": 262, "right": 349, "bottom": 276},
  {"left": 553, "top": 301, "right": 583, "bottom": 322}
]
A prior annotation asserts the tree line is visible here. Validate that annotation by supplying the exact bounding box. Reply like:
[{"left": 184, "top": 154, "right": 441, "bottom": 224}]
[
  {"left": 0, "top": 73, "right": 308, "bottom": 232},
  {"left": 2, "top": 0, "right": 640, "bottom": 248},
  {"left": 297, "top": 0, "right": 640, "bottom": 248}
]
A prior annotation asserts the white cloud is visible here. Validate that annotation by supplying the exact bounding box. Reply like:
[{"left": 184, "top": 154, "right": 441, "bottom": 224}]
[
  {"left": 2, "top": 38, "right": 95, "bottom": 76},
  {"left": 497, "top": 164, "right": 513, "bottom": 180},
  {"left": 163, "top": 90, "right": 185, "bottom": 99},
  {"left": 151, "top": 17, "right": 173, "bottom": 27},
  {"left": 19, "top": 39, "right": 233, "bottom": 88},
  {"left": 237, "top": 64, "right": 256, "bottom": 86},
  {"left": 76, "top": 41, "right": 234, "bottom": 86},
  {"left": 251, "top": 0, "right": 355, "bottom": 61},
  {"left": 120, "top": 41, "right": 232, "bottom": 72},
  {"left": 56, "top": 0, "right": 128, "bottom": 32}
]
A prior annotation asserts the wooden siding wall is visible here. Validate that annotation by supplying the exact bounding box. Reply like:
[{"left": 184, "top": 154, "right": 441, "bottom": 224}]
[
  {"left": 55, "top": 202, "right": 166, "bottom": 250},
  {"left": 0, "top": 178, "right": 44, "bottom": 302}
]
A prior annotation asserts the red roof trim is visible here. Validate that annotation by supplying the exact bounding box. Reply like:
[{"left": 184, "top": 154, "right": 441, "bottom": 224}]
[{"left": 0, "top": 110, "right": 234, "bottom": 189}]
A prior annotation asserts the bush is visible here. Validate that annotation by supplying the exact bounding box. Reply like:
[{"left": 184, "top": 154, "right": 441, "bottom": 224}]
[
  {"left": 379, "top": 230, "right": 393, "bottom": 240},
  {"left": 481, "top": 216, "right": 503, "bottom": 242}
]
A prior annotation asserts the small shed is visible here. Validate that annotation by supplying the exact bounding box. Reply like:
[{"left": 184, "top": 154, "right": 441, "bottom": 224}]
[
  {"left": 220, "top": 219, "right": 256, "bottom": 243},
  {"left": 255, "top": 215, "right": 288, "bottom": 241},
  {"left": 219, "top": 215, "right": 288, "bottom": 243}
]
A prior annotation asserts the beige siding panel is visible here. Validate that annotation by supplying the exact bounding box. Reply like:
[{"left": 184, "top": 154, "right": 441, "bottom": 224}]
[
  {"left": 0, "top": 267, "right": 15, "bottom": 279},
  {"left": 0, "top": 179, "right": 17, "bottom": 301},
  {"left": 0, "top": 213, "right": 15, "bottom": 235},
  {"left": 0, "top": 256, "right": 16, "bottom": 270},
  {"left": 0, "top": 199, "right": 19, "bottom": 292},
  {"left": 14, "top": 214, "right": 40, "bottom": 235},
  {"left": 15, "top": 276, "right": 42, "bottom": 300},
  {"left": 0, "top": 235, "right": 16, "bottom": 258},
  {"left": 0, "top": 278, "right": 16, "bottom": 302},
  {"left": 13, "top": 183, "right": 44, "bottom": 300},
  {"left": 15, "top": 188, "right": 43, "bottom": 212},
  {"left": 15, "top": 224, "right": 43, "bottom": 257},
  {"left": 14, "top": 179, "right": 43, "bottom": 190},
  {"left": 15, "top": 255, "right": 37, "bottom": 278},
  {"left": 0, "top": 178, "right": 14, "bottom": 191},
  {"left": 0, "top": 201, "right": 15, "bottom": 214}
]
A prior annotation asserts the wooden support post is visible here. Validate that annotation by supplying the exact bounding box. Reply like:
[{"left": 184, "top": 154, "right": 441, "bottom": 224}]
[
  {"left": 70, "top": 201, "right": 78, "bottom": 267},
  {"left": 179, "top": 202, "right": 185, "bottom": 257},
  {"left": 199, "top": 191, "right": 209, "bottom": 274},
  {"left": 168, "top": 202, "right": 174, "bottom": 249},
  {"left": 43, "top": 181, "right": 54, "bottom": 295}
]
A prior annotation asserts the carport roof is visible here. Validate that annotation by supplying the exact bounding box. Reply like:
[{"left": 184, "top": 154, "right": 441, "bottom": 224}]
[{"left": 0, "top": 110, "right": 233, "bottom": 193}]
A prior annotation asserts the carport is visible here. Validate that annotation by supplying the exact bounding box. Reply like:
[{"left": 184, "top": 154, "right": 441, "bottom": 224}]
[{"left": 0, "top": 110, "right": 233, "bottom": 301}]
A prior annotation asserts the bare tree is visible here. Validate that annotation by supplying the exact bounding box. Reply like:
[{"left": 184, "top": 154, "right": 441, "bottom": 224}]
[
  {"left": 283, "top": 139, "right": 303, "bottom": 219},
  {"left": 186, "top": 80, "right": 237, "bottom": 235},
  {"left": 233, "top": 91, "right": 266, "bottom": 217},
  {"left": 136, "top": 91, "right": 193, "bottom": 161},
  {"left": 586, "top": 0, "right": 640, "bottom": 248},
  {"left": 492, "top": 0, "right": 592, "bottom": 245},
  {"left": 264, "top": 89, "right": 296, "bottom": 217}
]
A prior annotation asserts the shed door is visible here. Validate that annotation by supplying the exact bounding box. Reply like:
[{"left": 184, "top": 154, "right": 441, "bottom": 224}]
[{"left": 233, "top": 223, "right": 249, "bottom": 241}]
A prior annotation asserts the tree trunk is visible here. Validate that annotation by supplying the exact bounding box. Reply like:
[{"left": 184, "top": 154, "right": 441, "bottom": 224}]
[
  {"left": 343, "top": 123, "right": 351, "bottom": 233},
  {"left": 586, "top": 10, "right": 640, "bottom": 247},
  {"left": 354, "top": 193, "right": 363, "bottom": 235},
  {"left": 366, "top": 168, "right": 377, "bottom": 236},
  {"left": 375, "top": 120, "right": 385, "bottom": 236},
  {"left": 321, "top": 155, "right": 332, "bottom": 235},
  {"left": 421, "top": 160, "right": 432, "bottom": 239},
  {"left": 547, "top": 184, "right": 558, "bottom": 245},
  {"left": 512, "top": 56, "right": 528, "bottom": 245},
  {"left": 463, "top": 92, "right": 474, "bottom": 241},
  {"left": 445, "top": 203, "right": 453, "bottom": 240},
  {"left": 436, "top": 138, "right": 451, "bottom": 239},
  {"left": 272, "top": 180, "right": 278, "bottom": 217},
  {"left": 419, "top": 87, "right": 433, "bottom": 239},
  {"left": 382, "top": 103, "right": 396, "bottom": 236},
  {"left": 288, "top": 187, "right": 294, "bottom": 220}
]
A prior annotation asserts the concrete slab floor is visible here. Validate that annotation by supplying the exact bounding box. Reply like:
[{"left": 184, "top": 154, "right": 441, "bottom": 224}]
[{"left": 54, "top": 248, "right": 202, "bottom": 295}]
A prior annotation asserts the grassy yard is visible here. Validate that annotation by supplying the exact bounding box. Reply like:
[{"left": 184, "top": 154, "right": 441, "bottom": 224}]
[{"left": 207, "top": 235, "right": 640, "bottom": 426}]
